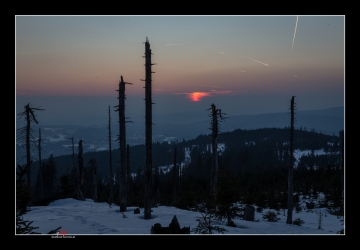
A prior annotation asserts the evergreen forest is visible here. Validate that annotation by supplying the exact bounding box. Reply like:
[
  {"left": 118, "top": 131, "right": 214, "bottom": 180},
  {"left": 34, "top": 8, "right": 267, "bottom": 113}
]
[{"left": 18, "top": 127, "right": 344, "bottom": 214}]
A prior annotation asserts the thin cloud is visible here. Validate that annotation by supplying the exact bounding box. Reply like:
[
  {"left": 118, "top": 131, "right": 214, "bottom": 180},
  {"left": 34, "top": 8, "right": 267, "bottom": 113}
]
[
  {"left": 195, "top": 84, "right": 221, "bottom": 89},
  {"left": 220, "top": 52, "right": 225, "bottom": 54}
]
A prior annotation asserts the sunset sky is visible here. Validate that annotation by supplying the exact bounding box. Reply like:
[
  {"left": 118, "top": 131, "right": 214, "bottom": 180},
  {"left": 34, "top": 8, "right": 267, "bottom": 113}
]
[{"left": 15, "top": 15, "right": 345, "bottom": 122}]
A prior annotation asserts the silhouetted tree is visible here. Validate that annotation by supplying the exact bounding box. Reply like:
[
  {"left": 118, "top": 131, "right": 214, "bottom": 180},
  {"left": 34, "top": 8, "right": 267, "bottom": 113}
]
[
  {"left": 43, "top": 154, "right": 58, "bottom": 201},
  {"left": 107, "top": 105, "right": 114, "bottom": 205},
  {"left": 207, "top": 103, "right": 227, "bottom": 199},
  {"left": 215, "top": 166, "right": 242, "bottom": 226},
  {"left": 36, "top": 128, "right": 44, "bottom": 201},
  {"left": 286, "top": 96, "right": 296, "bottom": 224},
  {"left": 143, "top": 37, "right": 156, "bottom": 219},
  {"left": 76, "top": 140, "right": 85, "bottom": 200},
  {"left": 17, "top": 103, "right": 44, "bottom": 189},
  {"left": 173, "top": 146, "right": 179, "bottom": 204},
  {"left": 86, "top": 158, "right": 98, "bottom": 201},
  {"left": 16, "top": 161, "right": 39, "bottom": 234},
  {"left": 339, "top": 129, "right": 344, "bottom": 198},
  {"left": 67, "top": 137, "right": 79, "bottom": 199},
  {"left": 115, "top": 75, "right": 133, "bottom": 212}
]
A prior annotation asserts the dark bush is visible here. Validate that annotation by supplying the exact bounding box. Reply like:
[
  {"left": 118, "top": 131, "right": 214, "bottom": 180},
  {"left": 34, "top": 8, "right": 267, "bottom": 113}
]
[
  {"left": 256, "top": 207, "right": 264, "bottom": 213},
  {"left": 292, "top": 218, "right": 304, "bottom": 226},
  {"left": 262, "top": 211, "right": 280, "bottom": 222}
]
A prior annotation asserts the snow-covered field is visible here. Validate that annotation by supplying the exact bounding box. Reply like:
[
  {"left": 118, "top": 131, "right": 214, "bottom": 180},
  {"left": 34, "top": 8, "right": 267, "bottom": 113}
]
[{"left": 22, "top": 198, "right": 344, "bottom": 235}]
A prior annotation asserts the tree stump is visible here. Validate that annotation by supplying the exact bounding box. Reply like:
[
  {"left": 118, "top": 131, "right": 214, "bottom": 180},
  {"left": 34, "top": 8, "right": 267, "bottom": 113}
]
[{"left": 150, "top": 215, "right": 190, "bottom": 234}]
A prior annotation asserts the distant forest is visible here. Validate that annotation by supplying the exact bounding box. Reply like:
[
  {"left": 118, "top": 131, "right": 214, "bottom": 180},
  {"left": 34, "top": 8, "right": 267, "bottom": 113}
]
[{"left": 20, "top": 127, "right": 343, "bottom": 212}]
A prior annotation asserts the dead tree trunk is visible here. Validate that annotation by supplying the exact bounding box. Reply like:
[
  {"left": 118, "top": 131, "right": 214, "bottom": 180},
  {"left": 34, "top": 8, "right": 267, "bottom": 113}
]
[
  {"left": 17, "top": 103, "right": 44, "bottom": 189},
  {"left": 211, "top": 104, "right": 218, "bottom": 199},
  {"left": 77, "top": 139, "right": 85, "bottom": 201},
  {"left": 37, "top": 129, "right": 44, "bottom": 200},
  {"left": 207, "top": 104, "right": 226, "bottom": 200},
  {"left": 340, "top": 129, "right": 344, "bottom": 198},
  {"left": 115, "top": 76, "right": 133, "bottom": 212},
  {"left": 127, "top": 144, "right": 130, "bottom": 197},
  {"left": 179, "top": 157, "right": 182, "bottom": 192},
  {"left": 26, "top": 106, "right": 31, "bottom": 188},
  {"left": 173, "top": 147, "right": 178, "bottom": 204},
  {"left": 69, "top": 137, "right": 79, "bottom": 199},
  {"left": 286, "top": 96, "right": 295, "bottom": 224},
  {"left": 143, "top": 37, "right": 155, "bottom": 219},
  {"left": 92, "top": 165, "right": 97, "bottom": 202},
  {"left": 108, "top": 106, "right": 113, "bottom": 204}
]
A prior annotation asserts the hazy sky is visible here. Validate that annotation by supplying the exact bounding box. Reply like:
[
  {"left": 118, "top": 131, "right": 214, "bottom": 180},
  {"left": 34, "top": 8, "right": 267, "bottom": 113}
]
[{"left": 15, "top": 15, "right": 345, "bottom": 124}]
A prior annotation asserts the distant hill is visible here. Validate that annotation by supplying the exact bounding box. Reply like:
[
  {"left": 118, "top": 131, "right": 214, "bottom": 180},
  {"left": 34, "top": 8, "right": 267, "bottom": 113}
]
[
  {"left": 15, "top": 106, "right": 344, "bottom": 160},
  {"left": 22, "top": 127, "right": 342, "bottom": 189},
  {"left": 152, "top": 106, "right": 344, "bottom": 139}
]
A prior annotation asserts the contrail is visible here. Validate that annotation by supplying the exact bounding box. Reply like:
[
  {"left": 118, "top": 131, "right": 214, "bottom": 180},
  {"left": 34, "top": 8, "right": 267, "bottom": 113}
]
[
  {"left": 244, "top": 56, "right": 269, "bottom": 66},
  {"left": 292, "top": 16, "right": 299, "bottom": 50}
]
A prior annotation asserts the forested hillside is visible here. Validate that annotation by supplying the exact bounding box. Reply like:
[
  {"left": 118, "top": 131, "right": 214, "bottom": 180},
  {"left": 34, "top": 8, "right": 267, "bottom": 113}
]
[{"left": 21, "top": 127, "right": 343, "bottom": 212}]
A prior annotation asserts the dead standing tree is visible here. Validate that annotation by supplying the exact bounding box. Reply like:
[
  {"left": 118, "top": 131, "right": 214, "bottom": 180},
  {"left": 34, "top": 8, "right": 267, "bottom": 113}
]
[
  {"left": 107, "top": 106, "right": 114, "bottom": 205},
  {"left": 127, "top": 144, "right": 130, "bottom": 198},
  {"left": 17, "top": 103, "right": 44, "bottom": 189},
  {"left": 207, "top": 103, "right": 227, "bottom": 200},
  {"left": 36, "top": 129, "right": 44, "bottom": 201},
  {"left": 142, "top": 37, "right": 156, "bottom": 219},
  {"left": 115, "top": 75, "right": 133, "bottom": 212},
  {"left": 77, "top": 139, "right": 85, "bottom": 201},
  {"left": 68, "top": 137, "right": 80, "bottom": 199},
  {"left": 286, "top": 96, "right": 296, "bottom": 224},
  {"left": 339, "top": 129, "right": 344, "bottom": 198},
  {"left": 173, "top": 147, "right": 178, "bottom": 204}
]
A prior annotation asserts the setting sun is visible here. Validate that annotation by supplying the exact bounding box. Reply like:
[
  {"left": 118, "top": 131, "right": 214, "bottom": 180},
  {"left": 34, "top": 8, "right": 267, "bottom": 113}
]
[{"left": 189, "top": 92, "right": 210, "bottom": 102}]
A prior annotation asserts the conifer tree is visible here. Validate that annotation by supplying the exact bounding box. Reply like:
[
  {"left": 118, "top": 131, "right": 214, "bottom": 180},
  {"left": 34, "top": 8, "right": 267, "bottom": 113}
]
[
  {"left": 16, "top": 162, "right": 33, "bottom": 219},
  {"left": 43, "top": 154, "right": 58, "bottom": 201},
  {"left": 214, "top": 166, "right": 242, "bottom": 226},
  {"left": 17, "top": 162, "right": 61, "bottom": 234},
  {"left": 192, "top": 202, "right": 226, "bottom": 234}
]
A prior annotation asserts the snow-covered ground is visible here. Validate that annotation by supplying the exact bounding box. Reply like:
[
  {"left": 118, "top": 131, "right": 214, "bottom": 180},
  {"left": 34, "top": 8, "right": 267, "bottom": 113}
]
[{"left": 21, "top": 197, "right": 344, "bottom": 235}]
